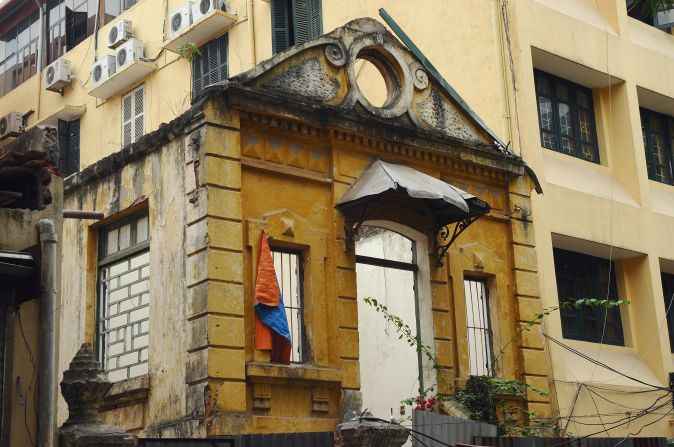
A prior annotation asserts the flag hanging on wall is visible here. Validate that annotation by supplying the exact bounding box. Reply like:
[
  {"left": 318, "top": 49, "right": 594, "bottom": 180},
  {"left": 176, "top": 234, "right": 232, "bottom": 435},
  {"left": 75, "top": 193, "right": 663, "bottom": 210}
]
[{"left": 254, "top": 230, "right": 292, "bottom": 364}]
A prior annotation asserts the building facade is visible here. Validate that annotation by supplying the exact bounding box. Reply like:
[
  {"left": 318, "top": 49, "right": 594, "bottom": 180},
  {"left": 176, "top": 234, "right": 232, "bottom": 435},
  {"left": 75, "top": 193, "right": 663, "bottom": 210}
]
[{"left": 1, "top": 0, "right": 674, "bottom": 443}]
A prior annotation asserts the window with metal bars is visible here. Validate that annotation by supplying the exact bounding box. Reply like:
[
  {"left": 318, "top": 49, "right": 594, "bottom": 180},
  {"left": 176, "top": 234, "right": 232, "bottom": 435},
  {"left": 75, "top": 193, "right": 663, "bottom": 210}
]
[
  {"left": 661, "top": 272, "right": 674, "bottom": 353},
  {"left": 534, "top": 70, "right": 600, "bottom": 163},
  {"left": 463, "top": 278, "right": 493, "bottom": 376},
  {"left": 271, "top": 248, "right": 306, "bottom": 363},
  {"left": 57, "top": 118, "right": 80, "bottom": 176},
  {"left": 192, "top": 33, "right": 228, "bottom": 99},
  {"left": 121, "top": 85, "right": 145, "bottom": 147},
  {"left": 97, "top": 212, "right": 150, "bottom": 382},
  {"left": 270, "top": 0, "right": 322, "bottom": 54},
  {"left": 553, "top": 248, "right": 624, "bottom": 346},
  {"left": 640, "top": 108, "right": 674, "bottom": 185}
]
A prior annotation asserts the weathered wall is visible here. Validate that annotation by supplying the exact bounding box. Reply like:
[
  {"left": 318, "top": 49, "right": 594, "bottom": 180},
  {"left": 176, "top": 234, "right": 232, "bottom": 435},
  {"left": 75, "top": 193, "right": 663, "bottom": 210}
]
[
  {"left": 0, "top": 176, "right": 63, "bottom": 447},
  {"left": 58, "top": 129, "right": 196, "bottom": 437},
  {"left": 179, "top": 90, "right": 551, "bottom": 435}
]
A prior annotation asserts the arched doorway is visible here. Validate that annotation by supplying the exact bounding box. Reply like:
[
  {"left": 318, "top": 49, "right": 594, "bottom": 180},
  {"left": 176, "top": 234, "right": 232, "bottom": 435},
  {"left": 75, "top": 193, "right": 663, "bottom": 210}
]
[{"left": 355, "top": 222, "right": 435, "bottom": 420}]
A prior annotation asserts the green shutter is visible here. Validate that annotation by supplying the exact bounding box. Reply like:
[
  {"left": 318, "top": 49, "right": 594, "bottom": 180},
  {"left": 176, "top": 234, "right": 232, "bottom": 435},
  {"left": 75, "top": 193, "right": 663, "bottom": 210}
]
[
  {"left": 57, "top": 118, "right": 80, "bottom": 176},
  {"left": 309, "top": 0, "right": 322, "bottom": 37},
  {"left": 192, "top": 33, "right": 228, "bottom": 98},
  {"left": 271, "top": 0, "right": 291, "bottom": 54},
  {"left": 292, "top": 0, "right": 310, "bottom": 44}
]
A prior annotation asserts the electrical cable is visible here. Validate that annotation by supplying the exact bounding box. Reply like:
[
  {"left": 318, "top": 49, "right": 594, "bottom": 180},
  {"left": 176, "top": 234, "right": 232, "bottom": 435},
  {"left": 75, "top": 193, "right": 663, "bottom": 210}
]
[
  {"left": 16, "top": 308, "right": 38, "bottom": 447},
  {"left": 543, "top": 333, "right": 669, "bottom": 390},
  {"left": 551, "top": 401, "right": 671, "bottom": 447},
  {"left": 584, "top": 383, "right": 610, "bottom": 438}
]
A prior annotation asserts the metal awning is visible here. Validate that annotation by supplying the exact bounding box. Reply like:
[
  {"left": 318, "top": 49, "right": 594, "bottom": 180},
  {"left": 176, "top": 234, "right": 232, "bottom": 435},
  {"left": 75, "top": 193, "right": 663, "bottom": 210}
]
[{"left": 336, "top": 159, "right": 490, "bottom": 267}]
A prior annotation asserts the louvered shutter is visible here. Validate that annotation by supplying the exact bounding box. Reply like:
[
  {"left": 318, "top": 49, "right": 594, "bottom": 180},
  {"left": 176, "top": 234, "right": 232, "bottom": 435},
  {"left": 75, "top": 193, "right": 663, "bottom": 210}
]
[
  {"left": 56, "top": 118, "right": 80, "bottom": 176},
  {"left": 192, "top": 33, "right": 228, "bottom": 98},
  {"left": 309, "top": 0, "right": 322, "bottom": 38},
  {"left": 292, "top": 0, "right": 310, "bottom": 44},
  {"left": 66, "top": 119, "right": 80, "bottom": 175},
  {"left": 271, "top": 0, "right": 290, "bottom": 54},
  {"left": 121, "top": 85, "right": 145, "bottom": 146}
]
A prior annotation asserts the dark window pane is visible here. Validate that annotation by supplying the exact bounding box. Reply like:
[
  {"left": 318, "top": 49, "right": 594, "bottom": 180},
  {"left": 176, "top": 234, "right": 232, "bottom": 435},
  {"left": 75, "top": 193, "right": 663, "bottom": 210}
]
[
  {"left": 538, "top": 96, "right": 554, "bottom": 131},
  {"left": 558, "top": 102, "right": 574, "bottom": 137},
  {"left": 534, "top": 70, "right": 599, "bottom": 163},
  {"left": 556, "top": 82, "right": 570, "bottom": 102},
  {"left": 579, "top": 109, "right": 593, "bottom": 142},
  {"left": 542, "top": 132, "right": 556, "bottom": 150},
  {"left": 577, "top": 90, "right": 591, "bottom": 109},
  {"left": 553, "top": 248, "right": 624, "bottom": 345},
  {"left": 641, "top": 108, "right": 674, "bottom": 185}
]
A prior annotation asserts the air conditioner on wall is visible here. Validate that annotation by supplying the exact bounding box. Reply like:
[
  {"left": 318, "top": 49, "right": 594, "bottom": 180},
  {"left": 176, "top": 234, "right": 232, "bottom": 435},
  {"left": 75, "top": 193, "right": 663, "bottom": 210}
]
[
  {"left": 169, "top": 2, "right": 193, "bottom": 38},
  {"left": 91, "top": 55, "right": 116, "bottom": 88},
  {"left": 191, "top": 0, "right": 226, "bottom": 23},
  {"left": 45, "top": 58, "right": 71, "bottom": 91},
  {"left": 116, "top": 39, "right": 144, "bottom": 70},
  {"left": 0, "top": 112, "right": 23, "bottom": 140},
  {"left": 108, "top": 19, "right": 132, "bottom": 49}
]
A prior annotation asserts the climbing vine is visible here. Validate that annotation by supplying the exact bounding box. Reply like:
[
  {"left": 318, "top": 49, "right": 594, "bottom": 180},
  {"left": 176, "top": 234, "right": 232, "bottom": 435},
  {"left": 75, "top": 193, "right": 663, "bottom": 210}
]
[{"left": 362, "top": 296, "right": 631, "bottom": 436}]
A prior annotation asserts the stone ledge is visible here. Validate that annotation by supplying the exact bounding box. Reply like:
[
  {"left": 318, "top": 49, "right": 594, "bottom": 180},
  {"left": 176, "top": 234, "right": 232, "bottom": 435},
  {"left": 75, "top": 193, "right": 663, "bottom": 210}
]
[
  {"left": 246, "top": 362, "right": 341, "bottom": 386},
  {"left": 100, "top": 374, "right": 150, "bottom": 410}
]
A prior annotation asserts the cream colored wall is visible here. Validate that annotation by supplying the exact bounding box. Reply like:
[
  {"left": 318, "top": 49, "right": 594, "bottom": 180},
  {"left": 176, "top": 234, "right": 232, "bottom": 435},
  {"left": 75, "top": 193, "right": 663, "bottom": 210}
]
[
  {"left": 1, "top": 0, "right": 509, "bottom": 173},
  {"left": 509, "top": 0, "right": 674, "bottom": 438}
]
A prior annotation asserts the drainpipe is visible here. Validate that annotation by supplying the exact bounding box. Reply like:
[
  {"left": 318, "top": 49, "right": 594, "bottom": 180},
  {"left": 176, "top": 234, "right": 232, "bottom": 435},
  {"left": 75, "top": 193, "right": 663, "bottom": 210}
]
[
  {"left": 37, "top": 219, "right": 57, "bottom": 447},
  {"left": 247, "top": 0, "right": 256, "bottom": 68}
]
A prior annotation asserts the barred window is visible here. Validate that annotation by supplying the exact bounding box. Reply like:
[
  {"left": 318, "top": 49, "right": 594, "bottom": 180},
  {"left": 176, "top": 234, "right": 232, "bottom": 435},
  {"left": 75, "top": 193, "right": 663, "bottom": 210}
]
[
  {"left": 640, "top": 108, "right": 674, "bottom": 185},
  {"left": 192, "top": 33, "right": 228, "bottom": 99},
  {"left": 464, "top": 278, "right": 493, "bottom": 376},
  {"left": 534, "top": 70, "right": 599, "bottom": 163},
  {"left": 271, "top": 249, "right": 306, "bottom": 363},
  {"left": 98, "top": 213, "right": 150, "bottom": 382},
  {"left": 554, "top": 248, "right": 624, "bottom": 346}
]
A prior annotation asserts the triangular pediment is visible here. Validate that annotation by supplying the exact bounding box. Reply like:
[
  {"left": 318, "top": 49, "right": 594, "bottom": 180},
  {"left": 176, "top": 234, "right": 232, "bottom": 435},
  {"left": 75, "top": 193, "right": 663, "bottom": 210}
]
[{"left": 231, "top": 18, "right": 496, "bottom": 147}]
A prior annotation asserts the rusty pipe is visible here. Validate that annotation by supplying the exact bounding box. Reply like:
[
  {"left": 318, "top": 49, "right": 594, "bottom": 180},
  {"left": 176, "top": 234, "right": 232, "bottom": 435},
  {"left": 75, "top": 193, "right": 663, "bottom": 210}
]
[{"left": 62, "top": 210, "right": 104, "bottom": 220}]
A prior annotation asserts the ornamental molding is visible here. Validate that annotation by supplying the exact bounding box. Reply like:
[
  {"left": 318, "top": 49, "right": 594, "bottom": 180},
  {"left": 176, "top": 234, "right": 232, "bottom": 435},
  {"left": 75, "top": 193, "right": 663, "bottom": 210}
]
[{"left": 231, "top": 18, "right": 494, "bottom": 148}]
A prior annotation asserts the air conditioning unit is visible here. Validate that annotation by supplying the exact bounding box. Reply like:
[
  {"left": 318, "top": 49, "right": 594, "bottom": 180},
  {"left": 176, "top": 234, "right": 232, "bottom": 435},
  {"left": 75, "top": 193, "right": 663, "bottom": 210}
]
[
  {"left": 116, "top": 39, "right": 144, "bottom": 70},
  {"left": 44, "top": 58, "right": 71, "bottom": 91},
  {"left": 169, "top": 2, "right": 192, "bottom": 38},
  {"left": 108, "top": 19, "right": 132, "bottom": 49},
  {"left": 191, "top": 0, "right": 226, "bottom": 23},
  {"left": 0, "top": 112, "right": 23, "bottom": 140},
  {"left": 91, "top": 55, "right": 116, "bottom": 88}
]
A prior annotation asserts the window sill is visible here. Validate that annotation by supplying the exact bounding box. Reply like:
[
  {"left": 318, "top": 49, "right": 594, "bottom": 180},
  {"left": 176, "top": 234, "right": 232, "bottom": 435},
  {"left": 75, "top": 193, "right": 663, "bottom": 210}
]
[
  {"left": 101, "top": 374, "right": 150, "bottom": 410},
  {"left": 246, "top": 362, "right": 341, "bottom": 385}
]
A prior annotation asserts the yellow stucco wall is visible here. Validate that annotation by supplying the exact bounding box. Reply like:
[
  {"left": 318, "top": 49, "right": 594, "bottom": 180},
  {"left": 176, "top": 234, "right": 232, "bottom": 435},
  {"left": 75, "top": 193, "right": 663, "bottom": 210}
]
[{"left": 3, "top": 0, "right": 674, "bottom": 439}]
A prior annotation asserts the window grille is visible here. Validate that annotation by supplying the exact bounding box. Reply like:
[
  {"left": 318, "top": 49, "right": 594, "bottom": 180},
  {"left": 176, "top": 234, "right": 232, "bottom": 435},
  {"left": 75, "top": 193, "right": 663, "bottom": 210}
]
[
  {"left": 271, "top": 249, "right": 306, "bottom": 363},
  {"left": 192, "top": 33, "right": 228, "bottom": 98},
  {"left": 98, "top": 213, "right": 150, "bottom": 382},
  {"left": 464, "top": 278, "right": 493, "bottom": 376},
  {"left": 121, "top": 85, "right": 145, "bottom": 146},
  {"left": 271, "top": 0, "right": 322, "bottom": 54},
  {"left": 640, "top": 108, "right": 674, "bottom": 185},
  {"left": 534, "top": 70, "right": 599, "bottom": 163},
  {"left": 661, "top": 272, "right": 674, "bottom": 353},
  {"left": 554, "top": 248, "right": 624, "bottom": 345}
]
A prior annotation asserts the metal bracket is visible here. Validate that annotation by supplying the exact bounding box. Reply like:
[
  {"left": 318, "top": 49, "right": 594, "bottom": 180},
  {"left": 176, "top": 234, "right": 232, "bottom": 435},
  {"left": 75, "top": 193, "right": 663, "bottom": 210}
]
[
  {"left": 341, "top": 198, "right": 383, "bottom": 250},
  {"left": 434, "top": 216, "right": 480, "bottom": 268}
]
